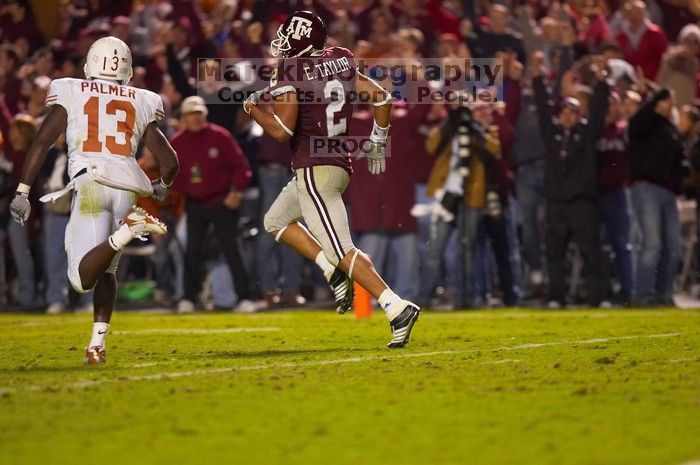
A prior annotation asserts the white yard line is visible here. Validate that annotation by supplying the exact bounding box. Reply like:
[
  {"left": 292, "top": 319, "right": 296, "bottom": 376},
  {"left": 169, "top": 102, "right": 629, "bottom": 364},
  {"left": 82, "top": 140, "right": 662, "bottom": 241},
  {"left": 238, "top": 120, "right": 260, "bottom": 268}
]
[
  {"left": 0, "top": 332, "right": 682, "bottom": 394},
  {"left": 486, "top": 359, "right": 522, "bottom": 365},
  {"left": 445, "top": 311, "right": 699, "bottom": 319},
  {"left": 112, "top": 327, "right": 281, "bottom": 335},
  {"left": 0, "top": 321, "right": 55, "bottom": 328}
]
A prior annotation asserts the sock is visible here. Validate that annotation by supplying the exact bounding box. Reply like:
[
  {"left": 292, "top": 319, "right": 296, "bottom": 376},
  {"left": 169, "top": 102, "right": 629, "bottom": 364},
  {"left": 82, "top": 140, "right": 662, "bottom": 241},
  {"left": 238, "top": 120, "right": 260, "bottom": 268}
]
[
  {"left": 108, "top": 224, "right": 134, "bottom": 251},
  {"left": 316, "top": 252, "right": 334, "bottom": 280},
  {"left": 88, "top": 322, "right": 109, "bottom": 348},
  {"left": 378, "top": 289, "right": 402, "bottom": 320}
]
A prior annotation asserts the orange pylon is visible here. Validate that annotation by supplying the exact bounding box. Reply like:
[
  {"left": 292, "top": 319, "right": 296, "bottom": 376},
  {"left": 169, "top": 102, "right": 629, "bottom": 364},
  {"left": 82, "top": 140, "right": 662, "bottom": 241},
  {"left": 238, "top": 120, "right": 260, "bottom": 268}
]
[{"left": 353, "top": 282, "right": 373, "bottom": 319}]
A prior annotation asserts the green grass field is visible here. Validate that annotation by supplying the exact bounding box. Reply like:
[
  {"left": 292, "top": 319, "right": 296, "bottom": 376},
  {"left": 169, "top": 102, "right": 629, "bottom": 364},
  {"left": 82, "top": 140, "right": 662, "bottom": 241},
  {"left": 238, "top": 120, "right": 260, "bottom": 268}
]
[{"left": 0, "top": 308, "right": 698, "bottom": 465}]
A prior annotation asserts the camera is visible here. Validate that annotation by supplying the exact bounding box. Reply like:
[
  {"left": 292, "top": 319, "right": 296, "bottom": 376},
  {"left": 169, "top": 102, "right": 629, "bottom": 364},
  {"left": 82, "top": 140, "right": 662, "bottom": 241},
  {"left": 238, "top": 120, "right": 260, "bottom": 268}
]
[{"left": 454, "top": 106, "right": 473, "bottom": 177}]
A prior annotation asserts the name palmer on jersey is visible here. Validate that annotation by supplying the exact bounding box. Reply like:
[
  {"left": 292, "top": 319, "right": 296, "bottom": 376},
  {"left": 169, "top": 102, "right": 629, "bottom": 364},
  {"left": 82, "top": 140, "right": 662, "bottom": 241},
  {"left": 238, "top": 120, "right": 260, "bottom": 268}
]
[
  {"left": 303, "top": 56, "right": 352, "bottom": 80},
  {"left": 45, "top": 77, "right": 165, "bottom": 177},
  {"left": 80, "top": 80, "right": 136, "bottom": 99}
]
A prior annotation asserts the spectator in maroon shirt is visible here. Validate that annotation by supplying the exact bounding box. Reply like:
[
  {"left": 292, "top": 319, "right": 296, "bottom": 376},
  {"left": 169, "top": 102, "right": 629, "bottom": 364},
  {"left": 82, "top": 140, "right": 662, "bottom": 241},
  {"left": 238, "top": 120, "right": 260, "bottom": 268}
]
[
  {"left": 170, "top": 96, "right": 256, "bottom": 313},
  {"left": 615, "top": 0, "right": 668, "bottom": 80},
  {"left": 425, "top": 0, "right": 461, "bottom": 37},
  {"left": 575, "top": 0, "right": 612, "bottom": 52},
  {"left": 348, "top": 101, "right": 430, "bottom": 301},
  {"left": 596, "top": 89, "right": 634, "bottom": 304}
]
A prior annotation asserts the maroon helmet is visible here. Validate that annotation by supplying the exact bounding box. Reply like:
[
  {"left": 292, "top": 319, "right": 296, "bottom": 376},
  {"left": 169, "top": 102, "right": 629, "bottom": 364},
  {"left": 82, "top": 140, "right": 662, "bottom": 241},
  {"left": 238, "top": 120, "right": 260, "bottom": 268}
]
[{"left": 271, "top": 10, "right": 327, "bottom": 58}]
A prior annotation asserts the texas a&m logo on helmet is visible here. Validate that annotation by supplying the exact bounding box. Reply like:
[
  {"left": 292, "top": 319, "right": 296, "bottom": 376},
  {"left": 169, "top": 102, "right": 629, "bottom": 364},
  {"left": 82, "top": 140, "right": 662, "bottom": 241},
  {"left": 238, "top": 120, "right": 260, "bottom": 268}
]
[
  {"left": 271, "top": 10, "right": 327, "bottom": 58},
  {"left": 288, "top": 16, "right": 313, "bottom": 40}
]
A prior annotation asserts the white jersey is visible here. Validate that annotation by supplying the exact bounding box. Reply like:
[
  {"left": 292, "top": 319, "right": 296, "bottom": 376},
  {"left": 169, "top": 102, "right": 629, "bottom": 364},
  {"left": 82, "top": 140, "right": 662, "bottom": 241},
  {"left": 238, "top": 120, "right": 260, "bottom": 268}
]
[{"left": 46, "top": 77, "right": 164, "bottom": 178}]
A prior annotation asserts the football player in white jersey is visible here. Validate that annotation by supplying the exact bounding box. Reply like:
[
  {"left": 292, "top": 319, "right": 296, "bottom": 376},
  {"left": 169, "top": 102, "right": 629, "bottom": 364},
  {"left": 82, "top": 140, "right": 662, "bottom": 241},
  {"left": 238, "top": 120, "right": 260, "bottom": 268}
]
[{"left": 9, "top": 36, "right": 179, "bottom": 364}]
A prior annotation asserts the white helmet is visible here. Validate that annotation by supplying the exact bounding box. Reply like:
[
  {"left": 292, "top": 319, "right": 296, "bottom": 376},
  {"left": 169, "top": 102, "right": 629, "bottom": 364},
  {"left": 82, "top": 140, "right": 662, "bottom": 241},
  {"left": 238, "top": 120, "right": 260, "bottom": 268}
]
[{"left": 84, "top": 36, "right": 133, "bottom": 85}]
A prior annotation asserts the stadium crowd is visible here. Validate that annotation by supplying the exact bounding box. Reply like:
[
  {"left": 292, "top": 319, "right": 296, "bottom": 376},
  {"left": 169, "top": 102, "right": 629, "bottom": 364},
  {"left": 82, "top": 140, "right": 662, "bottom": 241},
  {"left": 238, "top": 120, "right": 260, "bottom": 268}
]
[{"left": 1, "top": 0, "right": 699, "bottom": 312}]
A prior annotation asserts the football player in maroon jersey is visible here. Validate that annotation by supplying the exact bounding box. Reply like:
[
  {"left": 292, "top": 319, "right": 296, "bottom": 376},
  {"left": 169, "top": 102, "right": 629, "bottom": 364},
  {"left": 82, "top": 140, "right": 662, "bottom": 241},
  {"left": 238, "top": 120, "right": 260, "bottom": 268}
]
[{"left": 244, "top": 10, "right": 420, "bottom": 348}]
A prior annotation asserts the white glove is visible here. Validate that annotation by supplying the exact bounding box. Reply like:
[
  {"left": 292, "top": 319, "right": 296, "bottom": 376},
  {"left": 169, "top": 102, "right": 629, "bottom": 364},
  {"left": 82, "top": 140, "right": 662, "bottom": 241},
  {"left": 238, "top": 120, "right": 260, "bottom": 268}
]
[
  {"left": 361, "top": 140, "right": 386, "bottom": 175},
  {"left": 363, "top": 121, "right": 389, "bottom": 175},
  {"left": 243, "top": 89, "right": 266, "bottom": 114},
  {"left": 151, "top": 178, "right": 170, "bottom": 202},
  {"left": 10, "top": 192, "right": 31, "bottom": 225}
]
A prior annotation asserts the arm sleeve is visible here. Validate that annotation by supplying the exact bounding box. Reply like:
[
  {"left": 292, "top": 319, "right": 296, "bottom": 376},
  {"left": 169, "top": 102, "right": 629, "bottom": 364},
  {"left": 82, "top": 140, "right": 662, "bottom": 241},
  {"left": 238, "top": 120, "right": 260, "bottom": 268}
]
[
  {"left": 45, "top": 79, "right": 72, "bottom": 111},
  {"left": 628, "top": 98, "right": 657, "bottom": 138},
  {"left": 425, "top": 126, "right": 442, "bottom": 156},
  {"left": 586, "top": 79, "right": 610, "bottom": 144},
  {"left": 504, "top": 78, "right": 522, "bottom": 127},
  {"left": 0, "top": 98, "right": 12, "bottom": 152},
  {"left": 553, "top": 46, "right": 574, "bottom": 99},
  {"left": 515, "top": 7, "right": 541, "bottom": 59},
  {"left": 166, "top": 44, "right": 195, "bottom": 98},
  {"left": 148, "top": 93, "right": 166, "bottom": 124},
  {"left": 223, "top": 134, "right": 252, "bottom": 191},
  {"left": 690, "top": 138, "right": 700, "bottom": 171},
  {"left": 533, "top": 76, "right": 553, "bottom": 140},
  {"left": 479, "top": 131, "right": 502, "bottom": 163}
]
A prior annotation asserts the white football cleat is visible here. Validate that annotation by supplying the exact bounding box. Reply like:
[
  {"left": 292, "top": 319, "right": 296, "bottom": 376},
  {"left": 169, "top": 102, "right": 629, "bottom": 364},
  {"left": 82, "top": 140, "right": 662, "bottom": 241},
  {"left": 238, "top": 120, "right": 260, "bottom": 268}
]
[
  {"left": 122, "top": 206, "right": 167, "bottom": 239},
  {"left": 84, "top": 346, "right": 106, "bottom": 365},
  {"left": 46, "top": 302, "right": 65, "bottom": 314},
  {"left": 233, "top": 299, "right": 266, "bottom": 313},
  {"left": 176, "top": 299, "right": 196, "bottom": 314}
]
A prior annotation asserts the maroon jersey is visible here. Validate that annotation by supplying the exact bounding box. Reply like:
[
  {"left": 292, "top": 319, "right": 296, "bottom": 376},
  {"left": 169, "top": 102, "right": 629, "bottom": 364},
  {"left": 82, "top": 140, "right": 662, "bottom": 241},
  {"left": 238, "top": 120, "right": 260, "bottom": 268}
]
[
  {"left": 268, "top": 46, "right": 357, "bottom": 173},
  {"left": 596, "top": 120, "right": 630, "bottom": 194}
]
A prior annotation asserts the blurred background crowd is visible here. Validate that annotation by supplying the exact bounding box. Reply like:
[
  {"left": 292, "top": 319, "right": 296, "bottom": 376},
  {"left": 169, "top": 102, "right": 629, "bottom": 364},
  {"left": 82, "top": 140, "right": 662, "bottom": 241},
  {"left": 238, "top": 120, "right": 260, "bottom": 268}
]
[{"left": 1, "top": 0, "right": 699, "bottom": 313}]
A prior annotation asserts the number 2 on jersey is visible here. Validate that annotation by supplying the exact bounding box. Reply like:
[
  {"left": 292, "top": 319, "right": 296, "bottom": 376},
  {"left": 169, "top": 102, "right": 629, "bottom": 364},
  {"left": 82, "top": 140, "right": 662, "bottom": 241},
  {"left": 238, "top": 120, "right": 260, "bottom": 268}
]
[
  {"left": 324, "top": 79, "right": 346, "bottom": 137},
  {"left": 82, "top": 96, "right": 136, "bottom": 156}
]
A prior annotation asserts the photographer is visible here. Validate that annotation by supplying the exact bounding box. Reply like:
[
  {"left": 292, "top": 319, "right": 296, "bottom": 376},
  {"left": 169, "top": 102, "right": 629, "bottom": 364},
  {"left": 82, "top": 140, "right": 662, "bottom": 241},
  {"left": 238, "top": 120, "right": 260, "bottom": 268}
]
[
  {"left": 532, "top": 57, "right": 610, "bottom": 308},
  {"left": 419, "top": 94, "right": 501, "bottom": 308}
]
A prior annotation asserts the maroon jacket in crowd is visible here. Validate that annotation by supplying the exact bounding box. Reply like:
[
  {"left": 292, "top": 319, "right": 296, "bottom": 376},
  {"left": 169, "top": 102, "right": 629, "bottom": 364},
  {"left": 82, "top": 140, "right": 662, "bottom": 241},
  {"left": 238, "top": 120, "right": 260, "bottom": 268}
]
[
  {"left": 348, "top": 102, "right": 430, "bottom": 234},
  {"left": 616, "top": 23, "right": 668, "bottom": 80},
  {"left": 0, "top": 98, "right": 24, "bottom": 187},
  {"left": 596, "top": 120, "right": 630, "bottom": 194},
  {"left": 171, "top": 122, "right": 252, "bottom": 203},
  {"left": 425, "top": 0, "right": 461, "bottom": 36}
]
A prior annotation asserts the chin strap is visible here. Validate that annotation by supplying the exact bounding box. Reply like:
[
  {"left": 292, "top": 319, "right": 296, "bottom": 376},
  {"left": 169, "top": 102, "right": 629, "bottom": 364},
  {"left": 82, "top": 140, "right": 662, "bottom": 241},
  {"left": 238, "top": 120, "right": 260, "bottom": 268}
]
[{"left": 348, "top": 249, "right": 361, "bottom": 280}]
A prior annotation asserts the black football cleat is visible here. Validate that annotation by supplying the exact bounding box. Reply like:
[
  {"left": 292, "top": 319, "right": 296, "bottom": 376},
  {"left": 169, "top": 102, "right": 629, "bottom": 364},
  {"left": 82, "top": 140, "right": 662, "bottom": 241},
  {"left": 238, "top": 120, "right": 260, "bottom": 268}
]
[{"left": 387, "top": 302, "right": 421, "bottom": 348}]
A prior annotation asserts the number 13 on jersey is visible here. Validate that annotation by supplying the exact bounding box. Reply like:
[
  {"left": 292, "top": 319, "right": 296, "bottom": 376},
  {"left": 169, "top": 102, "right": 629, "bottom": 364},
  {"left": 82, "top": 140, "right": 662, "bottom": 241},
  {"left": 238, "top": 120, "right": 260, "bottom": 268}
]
[{"left": 82, "top": 96, "right": 136, "bottom": 156}]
